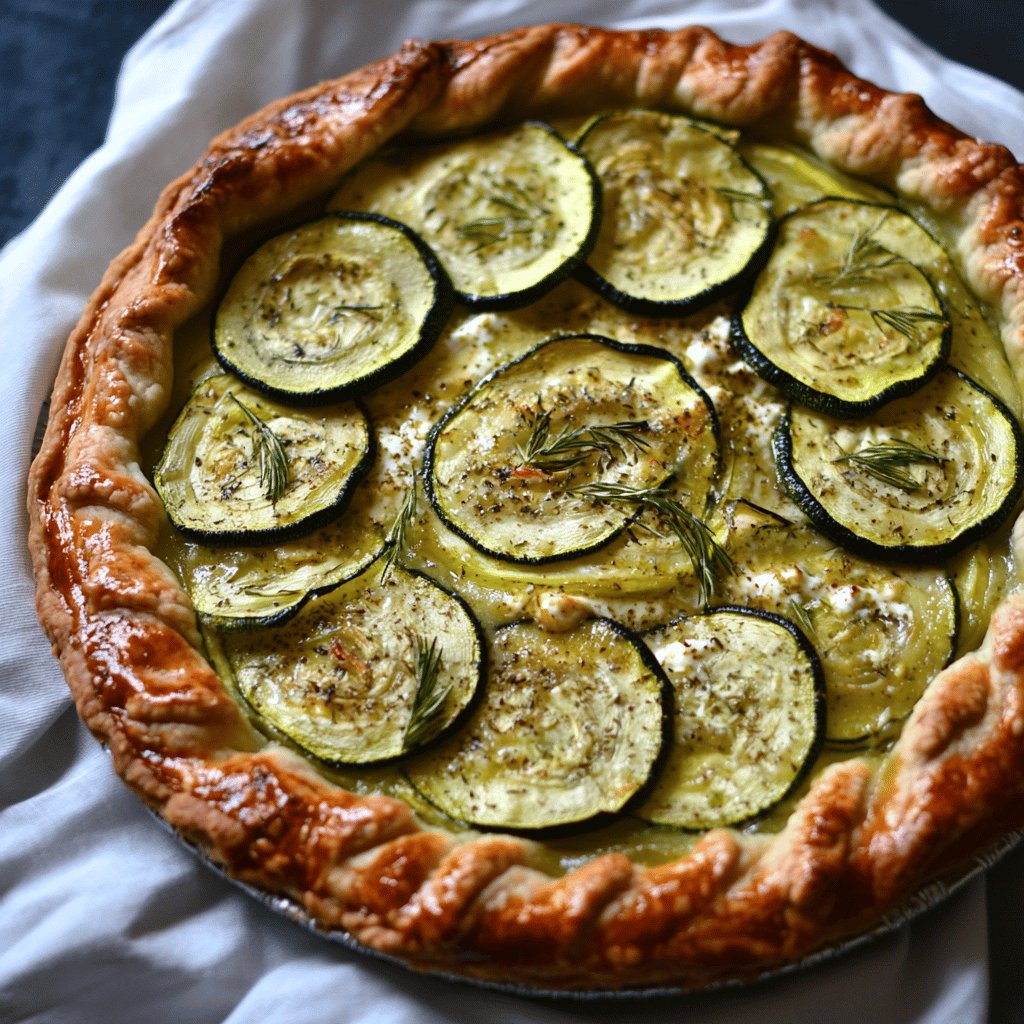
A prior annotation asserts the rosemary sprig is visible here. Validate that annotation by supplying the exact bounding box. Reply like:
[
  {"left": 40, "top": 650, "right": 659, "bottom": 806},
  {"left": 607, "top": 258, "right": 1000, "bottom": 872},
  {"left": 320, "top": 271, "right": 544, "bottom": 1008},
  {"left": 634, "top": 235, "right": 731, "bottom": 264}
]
[
  {"left": 517, "top": 410, "right": 651, "bottom": 474},
  {"left": 715, "top": 186, "right": 766, "bottom": 217},
  {"left": 835, "top": 304, "right": 947, "bottom": 345},
  {"left": 402, "top": 636, "right": 449, "bottom": 751},
  {"left": 832, "top": 439, "right": 947, "bottom": 490},
  {"left": 787, "top": 597, "right": 816, "bottom": 641},
  {"left": 229, "top": 395, "right": 288, "bottom": 502},
  {"left": 381, "top": 480, "right": 417, "bottom": 583},
  {"left": 571, "top": 482, "right": 733, "bottom": 604},
  {"left": 814, "top": 214, "right": 908, "bottom": 286},
  {"left": 455, "top": 180, "right": 549, "bottom": 252}
]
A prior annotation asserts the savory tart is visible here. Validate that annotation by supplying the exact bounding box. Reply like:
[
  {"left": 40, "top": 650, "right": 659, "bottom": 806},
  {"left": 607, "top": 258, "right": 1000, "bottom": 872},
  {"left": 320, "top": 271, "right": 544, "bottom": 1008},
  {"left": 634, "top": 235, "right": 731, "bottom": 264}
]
[{"left": 27, "top": 24, "right": 1024, "bottom": 992}]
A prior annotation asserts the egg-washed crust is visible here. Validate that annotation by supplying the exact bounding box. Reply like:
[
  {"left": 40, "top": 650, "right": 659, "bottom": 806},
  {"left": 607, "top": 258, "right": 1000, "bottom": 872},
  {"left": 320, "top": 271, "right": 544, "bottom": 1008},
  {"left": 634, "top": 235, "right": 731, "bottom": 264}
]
[{"left": 26, "top": 24, "right": 1024, "bottom": 991}]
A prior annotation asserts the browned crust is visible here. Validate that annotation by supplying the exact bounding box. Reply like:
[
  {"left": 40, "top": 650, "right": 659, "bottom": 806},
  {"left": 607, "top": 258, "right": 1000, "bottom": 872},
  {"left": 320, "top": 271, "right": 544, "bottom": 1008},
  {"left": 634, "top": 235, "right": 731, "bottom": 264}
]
[{"left": 26, "top": 24, "right": 1024, "bottom": 990}]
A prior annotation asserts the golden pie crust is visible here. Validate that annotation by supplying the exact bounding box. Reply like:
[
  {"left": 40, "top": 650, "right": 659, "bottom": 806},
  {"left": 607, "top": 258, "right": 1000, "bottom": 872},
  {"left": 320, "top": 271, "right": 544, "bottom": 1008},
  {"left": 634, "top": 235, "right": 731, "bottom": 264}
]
[{"left": 26, "top": 24, "right": 1024, "bottom": 991}]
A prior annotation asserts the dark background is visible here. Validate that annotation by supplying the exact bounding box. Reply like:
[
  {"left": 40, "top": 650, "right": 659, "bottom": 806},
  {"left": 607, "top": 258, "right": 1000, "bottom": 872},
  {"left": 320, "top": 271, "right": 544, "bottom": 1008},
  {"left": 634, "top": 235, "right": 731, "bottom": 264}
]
[
  {"left": 1, "top": 0, "right": 1022, "bottom": 248},
  {"left": 2, "top": 0, "right": 1023, "bottom": 1021}
]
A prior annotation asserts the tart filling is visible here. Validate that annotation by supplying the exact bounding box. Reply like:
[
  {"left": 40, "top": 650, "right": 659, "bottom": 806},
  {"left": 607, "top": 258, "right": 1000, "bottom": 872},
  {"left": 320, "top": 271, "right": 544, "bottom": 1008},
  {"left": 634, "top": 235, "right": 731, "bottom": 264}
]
[{"left": 151, "top": 114, "right": 1020, "bottom": 858}]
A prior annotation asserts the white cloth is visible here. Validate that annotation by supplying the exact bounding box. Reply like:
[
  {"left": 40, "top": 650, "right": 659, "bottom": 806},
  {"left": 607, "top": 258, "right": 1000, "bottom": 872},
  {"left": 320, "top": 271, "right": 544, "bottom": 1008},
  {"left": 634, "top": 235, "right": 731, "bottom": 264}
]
[{"left": 1, "top": 1, "right": 1020, "bottom": 1021}]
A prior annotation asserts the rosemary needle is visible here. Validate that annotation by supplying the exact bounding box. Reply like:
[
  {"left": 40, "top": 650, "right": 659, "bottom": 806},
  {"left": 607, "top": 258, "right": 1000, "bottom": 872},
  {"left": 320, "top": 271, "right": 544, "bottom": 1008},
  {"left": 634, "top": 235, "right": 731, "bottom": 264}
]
[
  {"left": 518, "top": 410, "right": 651, "bottom": 474},
  {"left": 571, "top": 481, "right": 733, "bottom": 604},
  {"left": 832, "top": 439, "right": 946, "bottom": 491},
  {"left": 229, "top": 395, "right": 289, "bottom": 503},
  {"left": 814, "top": 214, "right": 909, "bottom": 287},
  {"left": 403, "top": 636, "right": 449, "bottom": 751},
  {"left": 787, "top": 597, "right": 816, "bottom": 641},
  {"left": 834, "top": 304, "right": 947, "bottom": 346},
  {"left": 381, "top": 480, "right": 417, "bottom": 583},
  {"left": 455, "top": 180, "right": 549, "bottom": 252}
]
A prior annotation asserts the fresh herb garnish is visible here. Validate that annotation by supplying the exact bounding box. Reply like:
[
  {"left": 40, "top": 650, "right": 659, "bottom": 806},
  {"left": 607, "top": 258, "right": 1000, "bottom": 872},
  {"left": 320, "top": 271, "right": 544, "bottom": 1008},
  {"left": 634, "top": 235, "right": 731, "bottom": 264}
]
[
  {"left": 571, "top": 481, "right": 733, "bottom": 604},
  {"left": 832, "top": 439, "right": 947, "bottom": 490},
  {"left": 815, "top": 214, "right": 908, "bottom": 286},
  {"left": 381, "top": 479, "right": 417, "bottom": 583},
  {"left": 834, "top": 304, "right": 947, "bottom": 346},
  {"left": 715, "top": 186, "right": 766, "bottom": 217},
  {"left": 455, "top": 180, "right": 549, "bottom": 252},
  {"left": 403, "top": 636, "right": 449, "bottom": 751},
  {"left": 229, "top": 395, "right": 288, "bottom": 502},
  {"left": 787, "top": 597, "right": 816, "bottom": 640},
  {"left": 517, "top": 409, "right": 651, "bottom": 474}
]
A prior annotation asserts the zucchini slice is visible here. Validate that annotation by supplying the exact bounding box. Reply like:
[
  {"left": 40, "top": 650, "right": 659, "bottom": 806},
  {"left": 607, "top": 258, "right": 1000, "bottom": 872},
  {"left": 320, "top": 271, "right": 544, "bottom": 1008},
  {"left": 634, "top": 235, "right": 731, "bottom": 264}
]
[
  {"left": 774, "top": 368, "right": 1024, "bottom": 561},
  {"left": 575, "top": 110, "right": 773, "bottom": 315},
  {"left": 639, "top": 607, "right": 824, "bottom": 830},
  {"left": 739, "top": 142, "right": 893, "bottom": 216},
  {"left": 424, "top": 334, "right": 719, "bottom": 564},
  {"left": 213, "top": 213, "right": 451, "bottom": 403},
  {"left": 208, "top": 564, "right": 485, "bottom": 765},
  {"left": 719, "top": 502, "right": 959, "bottom": 743},
  {"left": 174, "top": 502, "right": 378, "bottom": 630},
  {"left": 154, "top": 373, "right": 373, "bottom": 543},
  {"left": 734, "top": 199, "right": 951, "bottom": 417},
  {"left": 173, "top": 459, "right": 405, "bottom": 629},
  {"left": 406, "top": 619, "right": 670, "bottom": 832},
  {"left": 328, "top": 122, "right": 599, "bottom": 309}
]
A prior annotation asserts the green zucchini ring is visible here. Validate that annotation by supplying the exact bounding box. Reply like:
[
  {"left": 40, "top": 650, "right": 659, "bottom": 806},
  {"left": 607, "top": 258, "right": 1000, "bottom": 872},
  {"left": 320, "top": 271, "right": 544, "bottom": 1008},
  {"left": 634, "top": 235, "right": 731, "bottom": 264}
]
[
  {"left": 212, "top": 212, "right": 452, "bottom": 404},
  {"left": 328, "top": 121, "right": 600, "bottom": 309},
  {"left": 406, "top": 618, "right": 671, "bottom": 833},
  {"left": 424, "top": 334, "right": 719, "bottom": 565},
  {"left": 417, "top": 466, "right": 727, "bottom": 600},
  {"left": 639, "top": 606, "right": 825, "bottom": 830},
  {"left": 734, "top": 199, "right": 951, "bottom": 417},
  {"left": 774, "top": 368, "right": 1024, "bottom": 562},
  {"left": 575, "top": 109, "right": 773, "bottom": 315},
  {"left": 154, "top": 373, "right": 373, "bottom": 544},
  {"left": 207, "top": 564, "right": 486, "bottom": 765},
  {"left": 171, "top": 470, "right": 398, "bottom": 630},
  {"left": 718, "top": 502, "right": 959, "bottom": 744}
]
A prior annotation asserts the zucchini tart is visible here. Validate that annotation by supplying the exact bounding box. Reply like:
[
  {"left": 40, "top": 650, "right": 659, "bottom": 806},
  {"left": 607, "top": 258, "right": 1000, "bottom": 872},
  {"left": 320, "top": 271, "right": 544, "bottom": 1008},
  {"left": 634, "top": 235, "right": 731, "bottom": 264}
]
[{"left": 27, "top": 24, "right": 1024, "bottom": 992}]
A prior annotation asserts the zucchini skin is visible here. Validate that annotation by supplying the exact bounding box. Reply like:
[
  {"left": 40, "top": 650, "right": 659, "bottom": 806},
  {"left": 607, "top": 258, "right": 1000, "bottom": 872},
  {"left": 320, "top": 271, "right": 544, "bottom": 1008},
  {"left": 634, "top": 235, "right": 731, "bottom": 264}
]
[
  {"left": 729, "top": 304, "right": 950, "bottom": 420},
  {"left": 157, "top": 392, "right": 377, "bottom": 547},
  {"left": 330, "top": 121, "right": 603, "bottom": 311},
  {"left": 212, "top": 564, "right": 488, "bottom": 768},
  {"left": 406, "top": 617, "right": 674, "bottom": 837},
  {"left": 422, "top": 332, "right": 720, "bottom": 566},
  {"left": 459, "top": 126, "right": 603, "bottom": 311},
  {"left": 212, "top": 212, "right": 454, "bottom": 405},
  {"left": 773, "top": 369, "right": 1024, "bottom": 563},
  {"left": 732, "top": 199, "right": 953, "bottom": 418},
  {"left": 574, "top": 111, "right": 776, "bottom": 317},
  {"left": 195, "top": 542, "right": 381, "bottom": 632},
  {"left": 641, "top": 605, "right": 826, "bottom": 831},
  {"left": 576, "top": 218, "right": 776, "bottom": 319}
]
